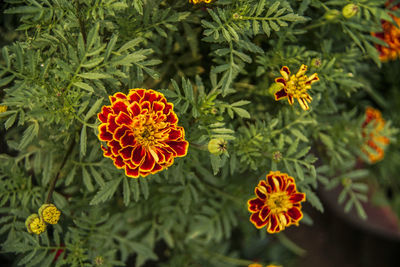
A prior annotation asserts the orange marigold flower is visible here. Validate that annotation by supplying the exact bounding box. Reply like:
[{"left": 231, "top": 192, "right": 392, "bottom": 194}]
[
  {"left": 361, "top": 107, "right": 389, "bottom": 163},
  {"left": 371, "top": 2, "right": 400, "bottom": 61},
  {"left": 248, "top": 264, "right": 263, "bottom": 267},
  {"left": 98, "top": 89, "right": 189, "bottom": 178},
  {"left": 189, "top": 0, "right": 212, "bottom": 4},
  {"left": 248, "top": 171, "right": 306, "bottom": 234},
  {"left": 274, "top": 65, "right": 319, "bottom": 111}
]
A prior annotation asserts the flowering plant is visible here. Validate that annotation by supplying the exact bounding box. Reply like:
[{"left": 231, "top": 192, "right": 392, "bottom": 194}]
[{"left": 0, "top": 0, "right": 399, "bottom": 266}]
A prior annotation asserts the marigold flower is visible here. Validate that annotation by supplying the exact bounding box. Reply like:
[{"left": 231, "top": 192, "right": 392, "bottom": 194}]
[
  {"left": 98, "top": 89, "right": 189, "bottom": 178},
  {"left": 189, "top": 0, "right": 212, "bottom": 4},
  {"left": 0, "top": 105, "right": 7, "bottom": 113},
  {"left": 274, "top": 65, "right": 319, "bottom": 111},
  {"left": 39, "top": 203, "right": 61, "bottom": 224},
  {"left": 371, "top": 2, "right": 400, "bottom": 61},
  {"left": 248, "top": 264, "right": 263, "bottom": 267},
  {"left": 248, "top": 171, "right": 306, "bottom": 234},
  {"left": 25, "top": 214, "right": 46, "bottom": 235},
  {"left": 361, "top": 107, "right": 389, "bottom": 163}
]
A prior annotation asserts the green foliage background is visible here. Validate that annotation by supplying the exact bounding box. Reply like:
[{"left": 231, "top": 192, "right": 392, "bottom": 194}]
[{"left": 0, "top": 0, "right": 399, "bottom": 266}]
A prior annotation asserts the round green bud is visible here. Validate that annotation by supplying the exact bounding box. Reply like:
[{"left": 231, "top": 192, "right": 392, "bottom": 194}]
[
  {"left": 208, "top": 138, "right": 227, "bottom": 155},
  {"left": 324, "top": 9, "right": 341, "bottom": 20},
  {"left": 311, "top": 58, "right": 322, "bottom": 68},
  {"left": 342, "top": 4, "right": 359, "bottom": 19}
]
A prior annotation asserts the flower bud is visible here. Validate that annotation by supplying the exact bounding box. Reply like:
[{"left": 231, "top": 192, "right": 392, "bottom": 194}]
[
  {"left": 39, "top": 203, "right": 61, "bottom": 224},
  {"left": 0, "top": 105, "right": 7, "bottom": 113},
  {"left": 342, "top": 4, "right": 359, "bottom": 19},
  {"left": 208, "top": 138, "right": 227, "bottom": 155},
  {"left": 25, "top": 214, "right": 46, "bottom": 235},
  {"left": 272, "top": 151, "right": 283, "bottom": 162},
  {"left": 311, "top": 58, "right": 322, "bottom": 68},
  {"left": 324, "top": 9, "right": 341, "bottom": 20}
]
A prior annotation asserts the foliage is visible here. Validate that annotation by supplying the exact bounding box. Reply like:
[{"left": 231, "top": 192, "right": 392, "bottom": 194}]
[{"left": 0, "top": 0, "right": 399, "bottom": 266}]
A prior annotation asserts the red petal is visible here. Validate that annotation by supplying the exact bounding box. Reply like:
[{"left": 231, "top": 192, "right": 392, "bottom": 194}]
[
  {"left": 112, "top": 101, "right": 128, "bottom": 114},
  {"left": 140, "top": 150, "right": 156, "bottom": 171},
  {"left": 248, "top": 198, "right": 264, "bottom": 212},
  {"left": 114, "top": 92, "right": 127, "bottom": 100},
  {"left": 288, "top": 95, "right": 294, "bottom": 105},
  {"left": 120, "top": 146, "right": 133, "bottom": 160},
  {"left": 125, "top": 166, "right": 139, "bottom": 178},
  {"left": 143, "top": 91, "right": 158, "bottom": 103},
  {"left": 287, "top": 207, "right": 303, "bottom": 221},
  {"left": 289, "top": 193, "right": 305, "bottom": 203},
  {"left": 107, "top": 115, "right": 118, "bottom": 133},
  {"left": 255, "top": 188, "right": 266, "bottom": 199},
  {"left": 134, "top": 89, "right": 146, "bottom": 98},
  {"left": 286, "top": 184, "right": 295, "bottom": 194},
  {"left": 250, "top": 212, "right": 268, "bottom": 229},
  {"left": 275, "top": 77, "right": 286, "bottom": 86},
  {"left": 151, "top": 163, "right": 163, "bottom": 172},
  {"left": 101, "top": 145, "right": 112, "bottom": 157},
  {"left": 275, "top": 88, "right": 288, "bottom": 100},
  {"left": 132, "top": 145, "right": 145, "bottom": 165},
  {"left": 113, "top": 156, "right": 125, "bottom": 168},
  {"left": 128, "top": 102, "right": 141, "bottom": 117},
  {"left": 121, "top": 133, "right": 136, "bottom": 147},
  {"left": 260, "top": 206, "right": 271, "bottom": 220},
  {"left": 98, "top": 106, "right": 112, "bottom": 123},
  {"left": 98, "top": 124, "right": 113, "bottom": 141},
  {"left": 116, "top": 112, "right": 133, "bottom": 126},
  {"left": 165, "top": 140, "right": 189, "bottom": 156},
  {"left": 152, "top": 101, "right": 165, "bottom": 112},
  {"left": 166, "top": 112, "right": 178, "bottom": 124},
  {"left": 168, "top": 128, "right": 183, "bottom": 140},
  {"left": 114, "top": 125, "right": 131, "bottom": 141},
  {"left": 140, "top": 101, "right": 151, "bottom": 111},
  {"left": 268, "top": 214, "right": 279, "bottom": 233}
]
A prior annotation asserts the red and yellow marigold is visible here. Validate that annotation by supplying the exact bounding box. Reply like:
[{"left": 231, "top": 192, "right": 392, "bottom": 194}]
[
  {"left": 361, "top": 107, "right": 389, "bottom": 163},
  {"left": 98, "top": 89, "right": 189, "bottom": 178},
  {"left": 189, "top": 0, "right": 212, "bottom": 4},
  {"left": 274, "top": 65, "right": 319, "bottom": 111},
  {"left": 248, "top": 171, "right": 306, "bottom": 234},
  {"left": 371, "top": 1, "right": 400, "bottom": 61}
]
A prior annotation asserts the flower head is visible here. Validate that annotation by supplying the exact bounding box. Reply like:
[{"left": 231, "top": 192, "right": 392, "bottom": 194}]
[
  {"left": 189, "top": 0, "right": 212, "bottom": 4},
  {"left": 248, "top": 171, "right": 306, "bottom": 234},
  {"left": 361, "top": 107, "right": 389, "bottom": 163},
  {"left": 39, "top": 203, "right": 61, "bottom": 224},
  {"left": 98, "top": 89, "right": 189, "bottom": 178},
  {"left": 274, "top": 65, "right": 319, "bottom": 111},
  {"left": 208, "top": 138, "right": 227, "bottom": 155},
  {"left": 25, "top": 214, "right": 46, "bottom": 235},
  {"left": 371, "top": 2, "right": 400, "bottom": 61}
]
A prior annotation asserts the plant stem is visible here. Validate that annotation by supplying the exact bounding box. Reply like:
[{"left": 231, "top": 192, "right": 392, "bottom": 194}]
[
  {"left": 45, "top": 139, "right": 76, "bottom": 203},
  {"left": 276, "top": 232, "right": 306, "bottom": 256}
]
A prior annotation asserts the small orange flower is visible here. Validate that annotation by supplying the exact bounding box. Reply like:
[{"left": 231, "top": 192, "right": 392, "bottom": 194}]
[
  {"left": 248, "top": 171, "right": 306, "bottom": 234},
  {"left": 371, "top": 2, "right": 400, "bottom": 61},
  {"left": 274, "top": 65, "right": 319, "bottom": 111},
  {"left": 248, "top": 264, "right": 263, "bottom": 267},
  {"left": 189, "top": 0, "right": 212, "bottom": 4},
  {"left": 361, "top": 107, "right": 389, "bottom": 163},
  {"left": 98, "top": 89, "right": 189, "bottom": 178}
]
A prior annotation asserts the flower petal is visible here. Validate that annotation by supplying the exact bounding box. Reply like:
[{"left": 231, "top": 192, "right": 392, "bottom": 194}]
[
  {"left": 250, "top": 212, "right": 268, "bottom": 229},
  {"left": 120, "top": 146, "right": 133, "bottom": 160},
  {"left": 116, "top": 112, "right": 133, "bottom": 126},
  {"left": 125, "top": 165, "right": 139, "bottom": 178},
  {"left": 165, "top": 140, "right": 189, "bottom": 156},
  {"left": 259, "top": 206, "right": 271, "bottom": 220},
  {"left": 112, "top": 100, "right": 128, "bottom": 114},
  {"left": 275, "top": 88, "right": 288, "bottom": 100},
  {"left": 98, "top": 106, "right": 113, "bottom": 123},
  {"left": 98, "top": 124, "right": 113, "bottom": 141},
  {"left": 132, "top": 145, "right": 145, "bottom": 165},
  {"left": 280, "top": 66, "right": 290, "bottom": 80},
  {"left": 140, "top": 150, "right": 156, "bottom": 171},
  {"left": 287, "top": 207, "right": 303, "bottom": 221},
  {"left": 248, "top": 198, "right": 264, "bottom": 212},
  {"left": 289, "top": 193, "right": 306, "bottom": 203}
]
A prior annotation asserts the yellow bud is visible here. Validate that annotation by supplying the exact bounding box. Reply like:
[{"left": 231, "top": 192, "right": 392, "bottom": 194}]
[
  {"left": 0, "top": 105, "right": 7, "bottom": 113},
  {"left": 39, "top": 203, "right": 61, "bottom": 224},
  {"left": 342, "top": 4, "right": 359, "bottom": 19},
  {"left": 208, "top": 138, "right": 227, "bottom": 155},
  {"left": 25, "top": 214, "right": 46, "bottom": 235},
  {"left": 324, "top": 9, "right": 341, "bottom": 20}
]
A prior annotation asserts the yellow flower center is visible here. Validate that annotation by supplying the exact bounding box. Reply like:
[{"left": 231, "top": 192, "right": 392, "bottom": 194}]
[
  {"left": 132, "top": 114, "right": 169, "bottom": 148},
  {"left": 30, "top": 218, "right": 46, "bottom": 234},
  {"left": 42, "top": 206, "right": 61, "bottom": 224},
  {"left": 266, "top": 191, "right": 292, "bottom": 213},
  {"left": 286, "top": 75, "right": 309, "bottom": 98}
]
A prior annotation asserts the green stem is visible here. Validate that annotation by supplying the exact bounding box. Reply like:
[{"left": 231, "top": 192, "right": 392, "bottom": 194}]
[
  {"left": 276, "top": 232, "right": 306, "bottom": 256},
  {"left": 45, "top": 139, "right": 76, "bottom": 203}
]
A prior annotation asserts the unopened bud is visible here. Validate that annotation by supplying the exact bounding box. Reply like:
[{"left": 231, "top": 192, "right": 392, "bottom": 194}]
[
  {"left": 324, "top": 9, "right": 341, "bottom": 20},
  {"left": 208, "top": 138, "right": 227, "bottom": 155},
  {"left": 342, "top": 4, "right": 359, "bottom": 18},
  {"left": 311, "top": 58, "right": 322, "bottom": 68},
  {"left": 272, "top": 151, "right": 283, "bottom": 162}
]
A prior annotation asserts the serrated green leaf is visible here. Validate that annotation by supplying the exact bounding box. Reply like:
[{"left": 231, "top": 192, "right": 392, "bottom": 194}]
[
  {"left": 81, "top": 57, "right": 104, "bottom": 68},
  {"left": 84, "top": 98, "right": 103, "bottom": 121},
  {"left": 90, "top": 177, "right": 122, "bottom": 205},
  {"left": 80, "top": 126, "right": 87, "bottom": 158},
  {"left": 266, "top": 1, "right": 280, "bottom": 17},
  {"left": 73, "top": 82, "right": 94, "bottom": 92},
  {"left": 4, "top": 113, "right": 17, "bottom": 130},
  {"left": 0, "top": 75, "right": 14, "bottom": 87},
  {"left": 262, "top": 21, "right": 271, "bottom": 36},
  {"left": 286, "top": 138, "right": 299, "bottom": 157},
  {"left": 18, "top": 122, "right": 39, "bottom": 150},
  {"left": 77, "top": 73, "right": 111, "bottom": 79},
  {"left": 232, "top": 107, "right": 250, "bottom": 118},
  {"left": 123, "top": 177, "right": 131, "bottom": 206},
  {"left": 82, "top": 167, "right": 94, "bottom": 192}
]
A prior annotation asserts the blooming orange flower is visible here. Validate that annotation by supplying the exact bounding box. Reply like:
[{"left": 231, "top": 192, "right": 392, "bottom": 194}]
[
  {"left": 98, "top": 89, "right": 189, "bottom": 178},
  {"left": 248, "top": 171, "right": 306, "bottom": 234},
  {"left": 361, "top": 107, "right": 389, "bottom": 163},
  {"left": 248, "top": 264, "right": 263, "bottom": 267},
  {"left": 274, "top": 65, "right": 319, "bottom": 111},
  {"left": 371, "top": 1, "right": 400, "bottom": 61},
  {"left": 189, "top": 0, "right": 212, "bottom": 4}
]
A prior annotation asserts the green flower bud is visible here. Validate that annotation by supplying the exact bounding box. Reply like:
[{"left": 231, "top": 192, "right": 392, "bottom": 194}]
[
  {"left": 324, "top": 9, "right": 341, "bottom": 20},
  {"left": 311, "top": 58, "right": 322, "bottom": 68},
  {"left": 342, "top": 4, "right": 359, "bottom": 19},
  {"left": 208, "top": 138, "right": 227, "bottom": 155}
]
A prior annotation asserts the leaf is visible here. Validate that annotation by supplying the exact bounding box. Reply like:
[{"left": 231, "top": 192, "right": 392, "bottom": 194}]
[
  {"left": 294, "top": 161, "right": 304, "bottom": 180},
  {"left": 84, "top": 98, "right": 103, "bottom": 121},
  {"left": 304, "top": 189, "right": 324, "bottom": 212},
  {"left": 118, "top": 38, "right": 143, "bottom": 53},
  {"left": 90, "top": 166, "right": 105, "bottom": 186},
  {"left": 0, "top": 75, "right": 15, "bottom": 87},
  {"left": 77, "top": 73, "right": 111, "bottom": 79},
  {"left": 232, "top": 107, "right": 251, "bottom": 118},
  {"left": 4, "top": 113, "right": 17, "bottom": 130},
  {"left": 290, "top": 129, "right": 308, "bottom": 142},
  {"left": 266, "top": 1, "right": 280, "bottom": 17},
  {"left": 82, "top": 167, "right": 94, "bottom": 192},
  {"left": 286, "top": 138, "right": 299, "bottom": 157},
  {"left": 81, "top": 57, "right": 104, "bottom": 68},
  {"left": 105, "top": 34, "right": 118, "bottom": 61},
  {"left": 73, "top": 82, "right": 94, "bottom": 93},
  {"left": 90, "top": 177, "right": 122, "bottom": 205},
  {"left": 123, "top": 177, "right": 131, "bottom": 206},
  {"left": 80, "top": 126, "right": 87, "bottom": 158},
  {"left": 256, "top": 0, "right": 267, "bottom": 16},
  {"left": 18, "top": 122, "right": 39, "bottom": 150},
  {"left": 2, "top": 47, "right": 10, "bottom": 68},
  {"left": 262, "top": 21, "right": 271, "bottom": 37}
]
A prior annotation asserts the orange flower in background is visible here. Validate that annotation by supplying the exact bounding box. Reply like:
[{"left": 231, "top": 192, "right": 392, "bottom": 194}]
[
  {"left": 189, "top": 0, "right": 212, "bottom": 4},
  {"left": 274, "top": 65, "right": 319, "bottom": 111},
  {"left": 248, "top": 263, "right": 263, "bottom": 267},
  {"left": 248, "top": 171, "right": 305, "bottom": 234},
  {"left": 98, "top": 89, "right": 189, "bottom": 178},
  {"left": 361, "top": 107, "right": 389, "bottom": 163},
  {"left": 371, "top": 1, "right": 400, "bottom": 61}
]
